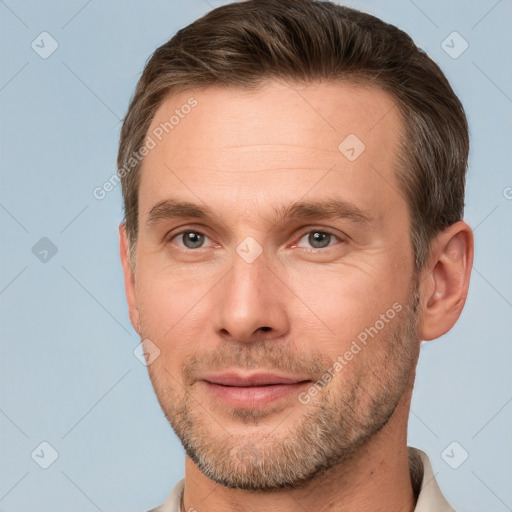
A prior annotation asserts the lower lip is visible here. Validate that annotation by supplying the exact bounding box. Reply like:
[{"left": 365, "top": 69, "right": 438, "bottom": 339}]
[{"left": 202, "top": 381, "right": 310, "bottom": 408}]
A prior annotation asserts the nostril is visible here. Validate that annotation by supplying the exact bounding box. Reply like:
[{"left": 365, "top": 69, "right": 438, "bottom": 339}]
[{"left": 259, "top": 326, "right": 271, "bottom": 332}]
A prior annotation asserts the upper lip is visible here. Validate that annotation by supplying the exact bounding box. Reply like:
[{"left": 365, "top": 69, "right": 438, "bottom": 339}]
[{"left": 200, "top": 372, "right": 311, "bottom": 387}]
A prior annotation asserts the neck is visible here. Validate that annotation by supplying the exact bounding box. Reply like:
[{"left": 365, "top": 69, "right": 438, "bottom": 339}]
[{"left": 182, "top": 385, "right": 416, "bottom": 512}]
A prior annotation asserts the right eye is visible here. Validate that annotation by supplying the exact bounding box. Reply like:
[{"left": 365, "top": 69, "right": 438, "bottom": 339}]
[{"left": 170, "top": 230, "right": 214, "bottom": 250}]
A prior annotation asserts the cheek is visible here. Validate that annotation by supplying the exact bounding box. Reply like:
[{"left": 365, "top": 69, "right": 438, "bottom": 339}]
[
  {"left": 135, "top": 267, "right": 211, "bottom": 359},
  {"left": 286, "top": 261, "right": 411, "bottom": 352}
]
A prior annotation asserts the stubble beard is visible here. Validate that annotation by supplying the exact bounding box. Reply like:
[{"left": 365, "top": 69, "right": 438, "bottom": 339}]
[{"left": 146, "top": 289, "right": 420, "bottom": 491}]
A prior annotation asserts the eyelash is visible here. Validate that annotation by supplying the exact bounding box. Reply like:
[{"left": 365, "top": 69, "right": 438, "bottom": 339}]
[{"left": 167, "top": 228, "right": 344, "bottom": 251}]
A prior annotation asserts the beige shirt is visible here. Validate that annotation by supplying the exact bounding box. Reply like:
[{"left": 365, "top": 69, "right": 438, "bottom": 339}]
[{"left": 148, "top": 447, "right": 454, "bottom": 512}]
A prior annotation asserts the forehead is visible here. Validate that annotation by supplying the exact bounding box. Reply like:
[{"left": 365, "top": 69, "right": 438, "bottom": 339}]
[
  {"left": 146, "top": 80, "right": 401, "bottom": 153},
  {"left": 139, "top": 81, "right": 405, "bottom": 221}
]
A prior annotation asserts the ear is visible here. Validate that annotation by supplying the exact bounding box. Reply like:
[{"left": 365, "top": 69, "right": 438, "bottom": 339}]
[
  {"left": 419, "top": 221, "right": 474, "bottom": 341},
  {"left": 119, "top": 223, "right": 140, "bottom": 335}
]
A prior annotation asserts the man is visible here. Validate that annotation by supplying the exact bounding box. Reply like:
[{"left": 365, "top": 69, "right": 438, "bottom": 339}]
[{"left": 117, "top": 1, "right": 473, "bottom": 510}]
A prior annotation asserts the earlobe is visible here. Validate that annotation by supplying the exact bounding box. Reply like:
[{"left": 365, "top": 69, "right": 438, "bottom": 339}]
[
  {"left": 419, "top": 221, "right": 474, "bottom": 341},
  {"left": 119, "top": 223, "right": 140, "bottom": 334}
]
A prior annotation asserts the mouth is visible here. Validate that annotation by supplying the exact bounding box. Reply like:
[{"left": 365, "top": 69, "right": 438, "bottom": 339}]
[{"left": 199, "top": 372, "right": 312, "bottom": 408}]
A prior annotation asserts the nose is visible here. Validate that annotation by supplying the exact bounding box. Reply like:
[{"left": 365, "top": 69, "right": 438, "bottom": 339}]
[{"left": 213, "top": 246, "right": 290, "bottom": 344}]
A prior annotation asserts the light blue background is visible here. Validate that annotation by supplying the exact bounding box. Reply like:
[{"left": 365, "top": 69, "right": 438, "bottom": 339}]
[{"left": 1, "top": 0, "right": 511, "bottom": 510}]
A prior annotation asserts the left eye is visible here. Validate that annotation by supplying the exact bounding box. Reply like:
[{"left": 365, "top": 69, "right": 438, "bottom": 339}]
[{"left": 296, "top": 231, "right": 341, "bottom": 249}]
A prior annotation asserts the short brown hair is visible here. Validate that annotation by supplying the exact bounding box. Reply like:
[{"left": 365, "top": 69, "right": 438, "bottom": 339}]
[{"left": 118, "top": 0, "right": 469, "bottom": 269}]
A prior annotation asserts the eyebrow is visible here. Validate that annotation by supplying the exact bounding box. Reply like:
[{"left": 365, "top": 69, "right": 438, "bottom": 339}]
[{"left": 145, "top": 197, "right": 374, "bottom": 228}]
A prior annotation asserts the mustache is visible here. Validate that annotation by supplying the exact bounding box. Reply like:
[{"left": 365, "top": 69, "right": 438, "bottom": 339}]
[{"left": 181, "top": 341, "right": 334, "bottom": 385}]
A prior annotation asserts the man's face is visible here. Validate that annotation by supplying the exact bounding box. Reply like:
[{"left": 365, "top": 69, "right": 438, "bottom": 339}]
[{"left": 127, "top": 81, "right": 421, "bottom": 489}]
